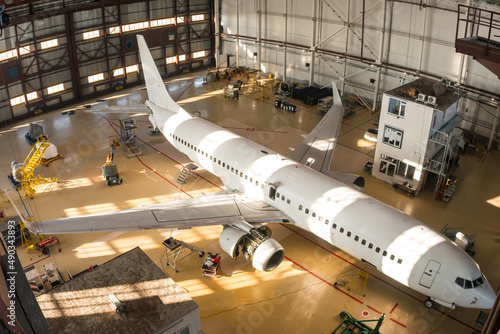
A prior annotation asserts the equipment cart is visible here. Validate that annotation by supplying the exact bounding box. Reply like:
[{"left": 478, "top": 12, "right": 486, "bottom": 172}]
[
  {"left": 332, "top": 311, "right": 385, "bottom": 334},
  {"left": 202, "top": 252, "right": 221, "bottom": 277},
  {"left": 163, "top": 237, "right": 204, "bottom": 272}
]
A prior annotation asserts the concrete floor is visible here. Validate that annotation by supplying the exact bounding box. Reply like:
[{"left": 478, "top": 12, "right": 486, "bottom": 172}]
[{"left": 0, "top": 70, "right": 499, "bottom": 334}]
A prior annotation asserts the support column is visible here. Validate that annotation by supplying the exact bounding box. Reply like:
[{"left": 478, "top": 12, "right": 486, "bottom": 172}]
[
  {"left": 236, "top": 0, "right": 240, "bottom": 67},
  {"left": 417, "top": 5, "right": 428, "bottom": 73},
  {"left": 308, "top": 0, "right": 318, "bottom": 86},
  {"left": 342, "top": 0, "right": 350, "bottom": 96},
  {"left": 372, "top": 0, "right": 388, "bottom": 113},
  {"left": 215, "top": 0, "right": 220, "bottom": 68},
  {"left": 487, "top": 105, "right": 500, "bottom": 151},
  {"left": 257, "top": 0, "right": 262, "bottom": 76},
  {"left": 283, "top": 0, "right": 288, "bottom": 82}
]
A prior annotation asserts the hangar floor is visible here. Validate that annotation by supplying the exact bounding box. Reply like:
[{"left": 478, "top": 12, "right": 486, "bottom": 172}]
[{"left": 1, "top": 71, "right": 499, "bottom": 334}]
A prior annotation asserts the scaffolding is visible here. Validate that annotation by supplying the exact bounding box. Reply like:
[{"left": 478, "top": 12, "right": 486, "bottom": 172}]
[{"left": 119, "top": 118, "right": 143, "bottom": 158}]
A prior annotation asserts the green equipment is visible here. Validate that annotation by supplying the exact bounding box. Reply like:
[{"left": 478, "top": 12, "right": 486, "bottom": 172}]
[{"left": 332, "top": 311, "right": 385, "bottom": 334}]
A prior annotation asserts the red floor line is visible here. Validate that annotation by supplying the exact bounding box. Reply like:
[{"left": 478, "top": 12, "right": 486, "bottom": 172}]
[
  {"left": 389, "top": 303, "right": 398, "bottom": 314},
  {"left": 366, "top": 305, "right": 382, "bottom": 314},
  {"left": 389, "top": 318, "right": 407, "bottom": 328},
  {"left": 281, "top": 224, "right": 476, "bottom": 331},
  {"left": 284, "top": 256, "right": 364, "bottom": 304},
  {"left": 22, "top": 255, "right": 51, "bottom": 270}
]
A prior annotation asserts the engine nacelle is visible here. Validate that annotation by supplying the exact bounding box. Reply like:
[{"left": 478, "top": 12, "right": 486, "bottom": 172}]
[{"left": 219, "top": 225, "right": 285, "bottom": 272}]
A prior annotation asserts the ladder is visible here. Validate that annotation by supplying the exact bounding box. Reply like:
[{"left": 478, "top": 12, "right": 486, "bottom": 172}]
[
  {"left": 176, "top": 163, "right": 198, "bottom": 184},
  {"left": 119, "top": 118, "right": 143, "bottom": 158},
  {"left": 21, "top": 135, "right": 59, "bottom": 198},
  {"left": 163, "top": 237, "right": 204, "bottom": 272}
]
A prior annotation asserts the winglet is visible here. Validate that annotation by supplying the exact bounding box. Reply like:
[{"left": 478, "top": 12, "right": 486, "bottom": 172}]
[{"left": 136, "top": 34, "right": 184, "bottom": 113}]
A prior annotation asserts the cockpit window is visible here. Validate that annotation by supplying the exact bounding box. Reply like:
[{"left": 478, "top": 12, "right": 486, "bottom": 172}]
[
  {"left": 456, "top": 276, "right": 478, "bottom": 289},
  {"left": 473, "top": 276, "right": 484, "bottom": 288}
]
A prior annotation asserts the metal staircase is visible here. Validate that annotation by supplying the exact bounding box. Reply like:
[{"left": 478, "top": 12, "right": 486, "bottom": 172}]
[
  {"left": 176, "top": 163, "right": 198, "bottom": 184},
  {"left": 21, "top": 135, "right": 59, "bottom": 198}
]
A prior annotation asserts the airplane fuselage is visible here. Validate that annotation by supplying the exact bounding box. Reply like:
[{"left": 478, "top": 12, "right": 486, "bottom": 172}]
[{"left": 148, "top": 100, "right": 495, "bottom": 309}]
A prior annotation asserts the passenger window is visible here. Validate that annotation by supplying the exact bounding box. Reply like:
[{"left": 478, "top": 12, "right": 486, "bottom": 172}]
[
  {"left": 325, "top": 219, "right": 329, "bottom": 225},
  {"left": 256, "top": 181, "right": 259, "bottom": 186},
  {"left": 347, "top": 231, "right": 351, "bottom": 237},
  {"left": 305, "top": 209, "right": 309, "bottom": 214},
  {"left": 375, "top": 247, "right": 380, "bottom": 253},
  {"left": 339, "top": 227, "right": 344, "bottom": 233},
  {"left": 281, "top": 195, "right": 285, "bottom": 201},
  {"left": 222, "top": 162, "right": 225, "bottom": 167},
  {"left": 231, "top": 167, "right": 234, "bottom": 172},
  {"left": 250, "top": 178, "right": 253, "bottom": 182},
  {"left": 318, "top": 216, "right": 323, "bottom": 221},
  {"left": 390, "top": 255, "right": 395, "bottom": 260},
  {"left": 276, "top": 192, "right": 280, "bottom": 198},
  {"left": 382, "top": 251, "right": 387, "bottom": 256},
  {"left": 240, "top": 172, "right": 243, "bottom": 177},
  {"left": 287, "top": 199, "right": 291, "bottom": 204},
  {"left": 361, "top": 239, "right": 366, "bottom": 245},
  {"left": 397, "top": 259, "right": 402, "bottom": 264},
  {"left": 245, "top": 175, "right": 248, "bottom": 180},
  {"left": 332, "top": 223, "right": 337, "bottom": 229},
  {"left": 368, "top": 243, "right": 373, "bottom": 249},
  {"left": 299, "top": 205, "right": 303, "bottom": 211},
  {"left": 235, "top": 169, "right": 238, "bottom": 174},
  {"left": 312, "top": 213, "right": 316, "bottom": 217},
  {"left": 354, "top": 236, "right": 359, "bottom": 242}
]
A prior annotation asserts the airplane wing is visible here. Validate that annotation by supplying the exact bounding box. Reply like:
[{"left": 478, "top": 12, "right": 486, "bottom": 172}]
[
  {"left": 84, "top": 105, "right": 152, "bottom": 114},
  {"left": 24, "top": 191, "right": 291, "bottom": 235},
  {"left": 289, "top": 82, "right": 364, "bottom": 188}
]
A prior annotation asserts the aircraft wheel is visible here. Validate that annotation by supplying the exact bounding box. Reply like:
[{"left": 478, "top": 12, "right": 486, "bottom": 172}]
[{"left": 424, "top": 298, "right": 434, "bottom": 308}]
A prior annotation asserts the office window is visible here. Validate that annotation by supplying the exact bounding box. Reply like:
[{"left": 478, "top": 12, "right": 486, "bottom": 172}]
[
  {"left": 88, "top": 73, "right": 104, "bottom": 83},
  {"left": 382, "top": 125, "right": 403, "bottom": 149},
  {"left": 397, "top": 161, "right": 416, "bottom": 180},
  {"left": 10, "top": 95, "right": 25, "bottom": 106},
  {"left": 41, "top": 39, "right": 58, "bottom": 50},
  {"left": 388, "top": 97, "right": 406, "bottom": 118},
  {"left": 47, "top": 83, "right": 64, "bottom": 94},
  {"left": 83, "top": 30, "right": 100, "bottom": 40}
]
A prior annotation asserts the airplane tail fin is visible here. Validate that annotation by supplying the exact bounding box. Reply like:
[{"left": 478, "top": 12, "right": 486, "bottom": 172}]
[{"left": 136, "top": 34, "right": 185, "bottom": 113}]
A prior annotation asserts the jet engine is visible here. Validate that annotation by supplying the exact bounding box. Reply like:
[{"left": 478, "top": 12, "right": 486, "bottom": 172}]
[{"left": 219, "top": 222, "right": 285, "bottom": 272}]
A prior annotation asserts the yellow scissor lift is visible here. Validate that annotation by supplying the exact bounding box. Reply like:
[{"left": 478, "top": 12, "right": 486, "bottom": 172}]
[{"left": 20, "top": 135, "right": 59, "bottom": 199}]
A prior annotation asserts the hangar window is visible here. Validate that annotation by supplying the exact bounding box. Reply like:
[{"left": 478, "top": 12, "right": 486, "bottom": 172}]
[
  {"left": 375, "top": 247, "right": 380, "bottom": 253},
  {"left": 192, "top": 14, "right": 205, "bottom": 21},
  {"left": 113, "top": 68, "right": 124, "bottom": 77},
  {"left": 26, "top": 91, "right": 38, "bottom": 101},
  {"left": 177, "top": 16, "right": 185, "bottom": 24},
  {"left": 339, "top": 227, "right": 344, "bottom": 233},
  {"left": 166, "top": 56, "right": 176, "bottom": 64},
  {"left": 193, "top": 50, "right": 206, "bottom": 58},
  {"left": 179, "top": 54, "right": 187, "bottom": 62},
  {"left": 0, "top": 49, "right": 17, "bottom": 61},
  {"left": 109, "top": 26, "right": 120, "bottom": 34},
  {"left": 122, "top": 21, "right": 149, "bottom": 33},
  {"left": 88, "top": 73, "right": 104, "bottom": 83},
  {"left": 41, "top": 39, "right": 58, "bottom": 50},
  {"left": 126, "top": 64, "right": 139, "bottom": 73},
  {"left": 19, "top": 46, "right": 30, "bottom": 56},
  {"left": 354, "top": 236, "right": 359, "bottom": 242},
  {"left": 47, "top": 83, "right": 64, "bottom": 95},
  {"left": 346, "top": 231, "right": 351, "bottom": 237},
  {"left": 10, "top": 95, "right": 25, "bottom": 106},
  {"left": 151, "top": 18, "right": 175, "bottom": 27},
  {"left": 83, "top": 30, "right": 100, "bottom": 40}
]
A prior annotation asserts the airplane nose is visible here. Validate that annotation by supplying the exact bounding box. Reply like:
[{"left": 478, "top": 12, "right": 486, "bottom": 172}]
[{"left": 476, "top": 282, "right": 497, "bottom": 309}]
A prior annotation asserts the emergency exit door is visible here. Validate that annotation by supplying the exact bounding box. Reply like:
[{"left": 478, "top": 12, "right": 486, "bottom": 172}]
[{"left": 419, "top": 260, "right": 441, "bottom": 288}]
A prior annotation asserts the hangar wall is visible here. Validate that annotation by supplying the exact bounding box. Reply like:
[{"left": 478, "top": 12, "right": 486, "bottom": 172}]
[
  {"left": 0, "top": 0, "right": 214, "bottom": 125},
  {"left": 219, "top": 0, "right": 500, "bottom": 143}
]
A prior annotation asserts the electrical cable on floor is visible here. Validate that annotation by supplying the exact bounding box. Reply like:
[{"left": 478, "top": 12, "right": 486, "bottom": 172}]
[{"left": 428, "top": 305, "right": 454, "bottom": 333}]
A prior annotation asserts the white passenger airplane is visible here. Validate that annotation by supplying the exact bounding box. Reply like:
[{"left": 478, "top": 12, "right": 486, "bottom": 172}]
[{"left": 23, "top": 35, "right": 496, "bottom": 310}]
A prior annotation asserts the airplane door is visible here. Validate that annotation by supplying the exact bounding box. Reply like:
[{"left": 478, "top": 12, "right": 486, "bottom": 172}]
[{"left": 419, "top": 260, "right": 441, "bottom": 288}]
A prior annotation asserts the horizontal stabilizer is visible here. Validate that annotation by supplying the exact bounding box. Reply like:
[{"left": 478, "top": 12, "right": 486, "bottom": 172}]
[{"left": 84, "top": 105, "right": 151, "bottom": 114}]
